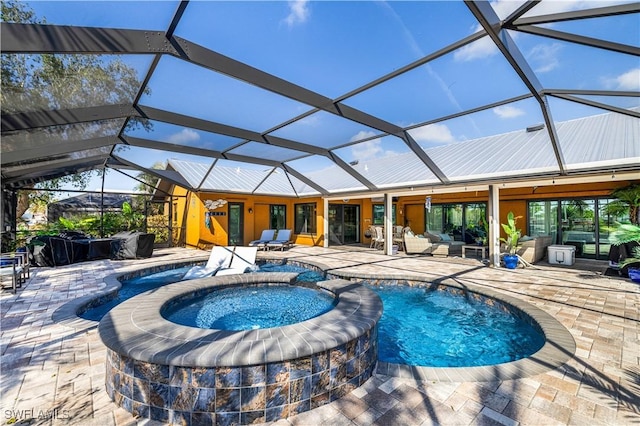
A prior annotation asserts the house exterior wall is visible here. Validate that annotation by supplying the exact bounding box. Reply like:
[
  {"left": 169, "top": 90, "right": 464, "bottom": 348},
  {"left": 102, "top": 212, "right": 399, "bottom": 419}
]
[
  {"left": 184, "top": 193, "right": 327, "bottom": 248},
  {"left": 169, "top": 180, "right": 637, "bottom": 248}
]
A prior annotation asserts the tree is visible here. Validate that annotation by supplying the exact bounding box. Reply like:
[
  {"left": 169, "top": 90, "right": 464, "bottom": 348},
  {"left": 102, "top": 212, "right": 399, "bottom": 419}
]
[
  {"left": 606, "top": 183, "right": 640, "bottom": 225},
  {"left": 2, "top": 0, "right": 151, "bottom": 220}
]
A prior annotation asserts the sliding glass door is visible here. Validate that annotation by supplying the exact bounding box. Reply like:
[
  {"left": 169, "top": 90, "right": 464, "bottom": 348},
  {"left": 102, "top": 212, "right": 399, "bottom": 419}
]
[
  {"left": 328, "top": 204, "right": 360, "bottom": 245},
  {"left": 528, "top": 198, "right": 628, "bottom": 260}
]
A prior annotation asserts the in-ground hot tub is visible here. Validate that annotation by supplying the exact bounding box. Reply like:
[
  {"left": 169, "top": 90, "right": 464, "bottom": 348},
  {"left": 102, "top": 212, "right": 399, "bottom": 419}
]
[{"left": 98, "top": 272, "right": 382, "bottom": 425}]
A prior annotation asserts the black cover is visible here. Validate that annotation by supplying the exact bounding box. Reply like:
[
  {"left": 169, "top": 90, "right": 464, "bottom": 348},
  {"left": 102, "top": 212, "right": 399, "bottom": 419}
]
[
  {"left": 29, "top": 236, "right": 86, "bottom": 266},
  {"left": 28, "top": 234, "right": 133, "bottom": 266},
  {"left": 111, "top": 231, "right": 155, "bottom": 259},
  {"left": 136, "top": 233, "right": 155, "bottom": 258}
]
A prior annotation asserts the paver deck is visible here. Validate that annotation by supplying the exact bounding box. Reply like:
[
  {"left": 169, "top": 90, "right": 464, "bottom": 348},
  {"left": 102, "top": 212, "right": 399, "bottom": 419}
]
[{"left": 1, "top": 246, "right": 638, "bottom": 425}]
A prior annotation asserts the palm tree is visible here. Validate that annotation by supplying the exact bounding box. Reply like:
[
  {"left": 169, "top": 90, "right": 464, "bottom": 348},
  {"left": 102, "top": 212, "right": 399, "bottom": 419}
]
[{"left": 606, "top": 184, "right": 640, "bottom": 225}]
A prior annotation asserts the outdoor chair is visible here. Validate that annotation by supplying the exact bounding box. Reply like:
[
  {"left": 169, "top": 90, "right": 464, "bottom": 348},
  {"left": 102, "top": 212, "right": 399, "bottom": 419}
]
[
  {"left": 372, "top": 226, "right": 384, "bottom": 250},
  {"left": 0, "top": 252, "right": 28, "bottom": 293},
  {"left": 248, "top": 229, "right": 276, "bottom": 250},
  {"left": 183, "top": 246, "right": 234, "bottom": 280},
  {"left": 265, "top": 229, "right": 293, "bottom": 251},
  {"left": 216, "top": 246, "right": 258, "bottom": 276}
]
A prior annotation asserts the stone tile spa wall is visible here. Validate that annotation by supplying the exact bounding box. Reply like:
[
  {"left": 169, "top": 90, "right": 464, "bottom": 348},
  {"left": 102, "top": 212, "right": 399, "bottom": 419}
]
[
  {"left": 99, "top": 273, "right": 382, "bottom": 425},
  {"left": 105, "top": 328, "right": 377, "bottom": 425}
]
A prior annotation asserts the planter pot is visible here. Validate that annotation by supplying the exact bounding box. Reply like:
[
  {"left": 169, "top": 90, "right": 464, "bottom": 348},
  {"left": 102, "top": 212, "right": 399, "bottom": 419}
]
[
  {"left": 628, "top": 268, "right": 640, "bottom": 283},
  {"left": 503, "top": 254, "right": 519, "bottom": 269}
]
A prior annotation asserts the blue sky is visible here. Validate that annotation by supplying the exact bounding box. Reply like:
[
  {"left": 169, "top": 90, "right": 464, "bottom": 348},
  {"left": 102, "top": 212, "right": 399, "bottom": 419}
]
[{"left": 23, "top": 0, "right": 639, "bottom": 193}]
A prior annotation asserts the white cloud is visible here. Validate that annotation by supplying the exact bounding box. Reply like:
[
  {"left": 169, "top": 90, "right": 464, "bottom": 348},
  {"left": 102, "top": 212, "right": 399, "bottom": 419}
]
[
  {"left": 283, "top": 0, "right": 310, "bottom": 27},
  {"left": 349, "top": 130, "right": 377, "bottom": 143},
  {"left": 349, "top": 131, "right": 382, "bottom": 160},
  {"left": 454, "top": 35, "right": 499, "bottom": 62},
  {"left": 409, "top": 123, "right": 455, "bottom": 144},
  {"left": 521, "top": 1, "right": 620, "bottom": 17},
  {"left": 351, "top": 139, "right": 383, "bottom": 161},
  {"left": 607, "top": 68, "right": 640, "bottom": 91},
  {"left": 490, "top": 0, "right": 520, "bottom": 20},
  {"left": 527, "top": 42, "right": 561, "bottom": 73},
  {"left": 168, "top": 128, "right": 200, "bottom": 144},
  {"left": 493, "top": 105, "right": 525, "bottom": 119}
]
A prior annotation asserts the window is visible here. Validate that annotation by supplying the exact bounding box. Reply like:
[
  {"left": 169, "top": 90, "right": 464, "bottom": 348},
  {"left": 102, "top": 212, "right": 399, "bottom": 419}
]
[
  {"left": 528, "top": 198, "right": 624, "bottom": 260},
  {"left": 270, "top": 204, "right": 286, "bottom": 230},
  {"left": 528, "top": 201, "right": 558, "bottom": 242},
  {"left": 295, "top": 203, "right": 316, "bottom": 234},
  {"left": 372, "top": 204, "right": 396, "bottom": 225},
  {"left": 427, "top": 203, "right": 487, "bottom": 243}
]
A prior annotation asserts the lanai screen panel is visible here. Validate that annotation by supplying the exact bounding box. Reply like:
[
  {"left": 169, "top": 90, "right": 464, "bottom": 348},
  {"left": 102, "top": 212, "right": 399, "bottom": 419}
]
[
  {"left": 554, "top": 106, "right": 640, "bottom": 170},
  {"left": 139, "top": 55, "right": 311, "bottom": 132},
  {"left": 285, "top": 155, "right": 367, "bottom": 193},
  {"left": 269, "top": 110, "right": 386, "bottom": 150},
  {"left": 173, "top": 1, "right": 476, "bottom": 98},
  {"left": 124, "top": 120, "right": 244, "bottom": 152},
  {"left": 2, "top": 119, "right": 125, "bottom": 166},
  {"left": 253, "top": 167, "right": 314, "bottom": 197},
  {"left": 332, "top": 135, "right": 439, "bottom": 187},
  {"left": 200, "top": 160, "right": 273, "bottom": 193},
  {"left": 227, "top": 142, "right": 309, "bottom": 163}
]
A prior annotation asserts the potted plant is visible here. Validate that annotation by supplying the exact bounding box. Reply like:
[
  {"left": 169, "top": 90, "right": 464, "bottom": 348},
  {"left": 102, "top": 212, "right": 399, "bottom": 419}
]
[
  {"left": 610, "top": 224, "right": 640, "bottom": 282},
  {"left": 500, "top": 211, "right": 522, "bottom": 269}
]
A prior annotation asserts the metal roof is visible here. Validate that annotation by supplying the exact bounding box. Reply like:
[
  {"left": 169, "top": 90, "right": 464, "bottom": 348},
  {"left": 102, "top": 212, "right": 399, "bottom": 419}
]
[
  {"left": 165, "top": 108, "right": 640, "bottom": 195},
  {"left": 1, "top": 1, "right": 639, "bottom": 197}
]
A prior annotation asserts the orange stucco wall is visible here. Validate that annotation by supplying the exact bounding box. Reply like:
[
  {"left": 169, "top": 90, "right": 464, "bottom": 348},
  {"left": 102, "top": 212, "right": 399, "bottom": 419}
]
[
  {"left": 183, "top": 193, "right": 326, "bottom": 248},
  {"left": 169, "top": 180, "right": 637, "bottom": 248}
]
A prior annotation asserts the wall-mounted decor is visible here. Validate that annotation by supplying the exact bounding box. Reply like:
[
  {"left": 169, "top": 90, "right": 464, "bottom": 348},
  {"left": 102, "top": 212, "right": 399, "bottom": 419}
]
[{"left": 205, "top": 199, "right": 227, "bottom": 210}]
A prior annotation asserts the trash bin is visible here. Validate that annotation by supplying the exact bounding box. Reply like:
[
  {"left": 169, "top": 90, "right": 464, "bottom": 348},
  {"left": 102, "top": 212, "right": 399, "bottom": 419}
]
[
  {"left": 392, "top": 245, "right": 398, "bottom": 255},
  {"left": 548, "top": 245, "right": 576, "bottom": 265}
]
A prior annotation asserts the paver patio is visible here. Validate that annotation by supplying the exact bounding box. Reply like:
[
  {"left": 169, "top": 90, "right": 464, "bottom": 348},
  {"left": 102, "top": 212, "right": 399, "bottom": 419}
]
[{"left": 1, "top": 246, "right": 638, "bottom": 425}]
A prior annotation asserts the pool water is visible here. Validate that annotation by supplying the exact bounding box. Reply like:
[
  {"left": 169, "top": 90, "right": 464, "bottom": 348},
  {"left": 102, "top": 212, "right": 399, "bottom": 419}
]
[
  {"left": 367, "top": 284, "right": 545, "bottom": 367},
  {"left": 79, "top": 266, "right": 192, "bottom": 321},
  {"left": 81, "top": 262, "right": 546, "bottom": 369},
  {"left": 79, "top": 262, "right": 322, "bottom": 321},
  {"left": 163, "top": 285, "right": 336, "bottom": 330}
]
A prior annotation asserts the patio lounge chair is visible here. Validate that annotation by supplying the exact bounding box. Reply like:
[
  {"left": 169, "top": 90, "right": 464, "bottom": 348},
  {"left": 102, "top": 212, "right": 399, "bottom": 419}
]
[
  {"left": 266, "top": 229, "right": 293, "bottom": 251},
  {"left": 372, "top": 226, "right": 384, "bottom": 250},
  {"left": 1, "top": 252, "right": 28, "bottom": 293},
  {"left": 248, "top": 229, "right": 276, "bottom": 249},
  {"left": 183, "top": 246, "right": 234, "bottom": 280},
  {"left": 216, "top": 246, "right": 258, "bottom": 276}
]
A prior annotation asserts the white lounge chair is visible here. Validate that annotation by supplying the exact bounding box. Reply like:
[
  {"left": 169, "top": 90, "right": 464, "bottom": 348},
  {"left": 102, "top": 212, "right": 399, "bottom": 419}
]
[
  {"left": 248, "top": 230, "right": 276, "bottom": 250},
  {"left": 182, "top": 246, "right": 234, "bottom": 280},
  {"left": 265, "top": 229, "right": 293, "bottom": 251},
  {"left": 216, "top": 246, "right": 258, "bottom": 276}
]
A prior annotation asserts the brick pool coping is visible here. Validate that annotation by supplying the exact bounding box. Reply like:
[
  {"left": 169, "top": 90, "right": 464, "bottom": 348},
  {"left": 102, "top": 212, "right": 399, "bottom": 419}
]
[{"left": 97, "top": 273, "right": 383, "bottom": 367}]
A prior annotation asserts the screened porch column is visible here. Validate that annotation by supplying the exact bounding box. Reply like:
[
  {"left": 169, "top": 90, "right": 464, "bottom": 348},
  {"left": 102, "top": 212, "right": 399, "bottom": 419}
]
[
  {"left": 488, "top": 184, "right": 501, "bottom": 267},
  {"left": 384, "top": 193, "right": 394, "bottom": 255},
  {"left": 323, "top": 198, "right": 329, "bottom": 248}
]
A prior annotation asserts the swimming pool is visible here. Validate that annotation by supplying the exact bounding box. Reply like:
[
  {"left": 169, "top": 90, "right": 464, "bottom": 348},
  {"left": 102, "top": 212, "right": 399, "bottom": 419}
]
[
  {"left": 79, "top": 266, "right": 192, "bottom": 321},
  {"left": 367, "top": 283, "right": 545, "bottom": 367},
  {"left": 79, "top": 262, "right": 323, "bottom": 321},
  {"left": 93, "top": 257, "right": 574, "bottom": 424}
]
